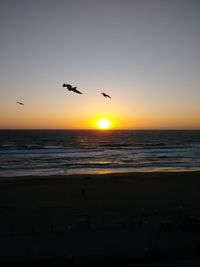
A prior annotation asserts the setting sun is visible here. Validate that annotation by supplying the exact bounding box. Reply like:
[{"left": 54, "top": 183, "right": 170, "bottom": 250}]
[{"left": 97, "top": 118, "right": 111, "bottom": 129}]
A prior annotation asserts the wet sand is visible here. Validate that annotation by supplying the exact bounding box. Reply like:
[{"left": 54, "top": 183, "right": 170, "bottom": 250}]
[{"left": 1, "top": 171, "right": 200, "bottom": 264}]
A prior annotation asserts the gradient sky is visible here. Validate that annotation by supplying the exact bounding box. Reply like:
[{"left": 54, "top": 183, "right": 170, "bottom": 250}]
[{"left": 1, "top": 0, "right": 200, "bottom": 129}]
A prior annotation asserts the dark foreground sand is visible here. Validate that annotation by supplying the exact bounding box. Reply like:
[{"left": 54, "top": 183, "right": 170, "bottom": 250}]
[{"left": 1, "top": 171, "right": 200, "bottom": 265}]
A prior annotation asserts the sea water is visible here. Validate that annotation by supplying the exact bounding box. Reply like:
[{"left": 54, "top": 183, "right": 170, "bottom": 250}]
[{"left": 0, "top": 130, "right": 200, "bottom": 177}]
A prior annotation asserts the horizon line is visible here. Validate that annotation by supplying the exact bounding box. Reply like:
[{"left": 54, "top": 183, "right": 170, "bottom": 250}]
[{"left": 0, "top": 128, "right": 200, "bottom": 131}]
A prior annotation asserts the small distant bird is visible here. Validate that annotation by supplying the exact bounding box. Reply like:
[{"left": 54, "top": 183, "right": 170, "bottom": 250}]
[
  {"left": 63, "top": 84, "right": 82, "bottom": 94},
  {"left": 101, "top": 92, "right": 111, "bottom": 99},
  {"left": 16, "top": 101, "right": 24, "bottom": 106}
]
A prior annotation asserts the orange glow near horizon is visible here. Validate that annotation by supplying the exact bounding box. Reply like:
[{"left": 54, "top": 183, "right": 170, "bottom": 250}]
[{"left": 0, "top": 103, "right": 200, "bottom": 130}]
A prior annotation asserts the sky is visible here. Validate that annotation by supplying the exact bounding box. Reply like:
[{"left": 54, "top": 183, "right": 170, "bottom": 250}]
[{"left": 0, "top": 0, "right": 200, "bottom": 129}]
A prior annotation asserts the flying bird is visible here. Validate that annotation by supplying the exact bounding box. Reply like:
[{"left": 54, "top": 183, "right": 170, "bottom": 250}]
[
  {"left": 101, "top": 92, "right": 111, "bottom": 99},
  {"left": 16, "top": 101, "right": 24, "bottom": 106},
  {"left": 63, "top": 84, "right": 82, "bottom": 94}
]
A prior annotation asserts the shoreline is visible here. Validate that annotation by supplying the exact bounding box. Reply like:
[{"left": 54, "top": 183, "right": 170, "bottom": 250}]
[{"left": 0, "top": 170, "right": 200, "bottom": 182}]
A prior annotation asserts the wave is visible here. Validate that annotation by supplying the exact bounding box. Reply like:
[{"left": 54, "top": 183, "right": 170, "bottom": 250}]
[
  {"left": 0, "top": 130, "right": 199, "bottom": 177},
  {"left": 1, "top": 141, "right": 200, "bottom": 152}
]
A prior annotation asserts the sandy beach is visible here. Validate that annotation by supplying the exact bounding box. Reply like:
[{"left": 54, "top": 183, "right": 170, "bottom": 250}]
[{"left": 1, "top": 171, "right": 200, "bottom": 265}]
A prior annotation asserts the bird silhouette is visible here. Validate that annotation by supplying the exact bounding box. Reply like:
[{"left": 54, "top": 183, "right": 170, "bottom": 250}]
[
  {"left": 63, "top": 84, "right": 82, "bottom": 94},
  {"left": 101, "top": 92, "right": 111, "bottom": 99},
  {"left": 16, "top": 101, "right": 24, "bottom": 106}
]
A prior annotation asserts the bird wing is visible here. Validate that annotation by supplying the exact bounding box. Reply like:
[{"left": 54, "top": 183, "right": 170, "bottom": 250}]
[
  {"left": 102, "top": 93, "right": 111, "bottom": 98},
  {"left": 73, "top": 88, "right": 83, "bottom": 94},
  {"left": 63, "top": 84, "right": 73, "bottom": 90}
]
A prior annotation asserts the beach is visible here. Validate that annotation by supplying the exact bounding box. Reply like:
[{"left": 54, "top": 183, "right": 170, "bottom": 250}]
[{"left": 1, "top": 171, "right": 200, "bottom": 265}]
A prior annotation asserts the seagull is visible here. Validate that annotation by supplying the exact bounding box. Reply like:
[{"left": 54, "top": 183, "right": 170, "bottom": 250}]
[
  {"left": 16, "top": 101, "right": 24, "bottom": 106},
  {"left": 63, "top": 84, "right": 82, "bottom": 94},
  {"left": 101, "top": 92, "right": 111, "bottom": 99}
]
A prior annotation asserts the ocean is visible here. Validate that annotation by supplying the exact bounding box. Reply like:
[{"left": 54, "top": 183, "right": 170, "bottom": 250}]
[{"left": 0, "top": 130, "right": 200, "bottom": 177}]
